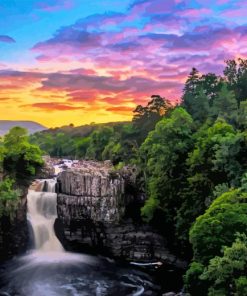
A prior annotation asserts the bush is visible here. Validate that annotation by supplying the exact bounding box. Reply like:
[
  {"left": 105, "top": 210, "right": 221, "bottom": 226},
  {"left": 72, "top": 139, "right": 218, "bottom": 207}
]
[{"left": 0, "top": 178, "right": 19, "bottom": 219}]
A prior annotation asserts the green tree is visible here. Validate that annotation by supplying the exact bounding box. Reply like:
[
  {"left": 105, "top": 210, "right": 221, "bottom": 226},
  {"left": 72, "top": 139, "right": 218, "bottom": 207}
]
[
  {"left": 86, "top": 126, "right": 114, "bottom": 160},
  {"left": 140, "top": 107, "right": 193, "bottom": 224},
  {"left": 3, "top": 127, "right": 43, "bottom": 182},
  {"left": 182, "top": 69, "right": 222, "bottom": 124},
  {"left": 183, "top": 87, "right": 210, "bottom": 124},
  {"left": 0, "top": 178, "right": 19, "bottom": 218},
  {"left": 200, "top": 234, "right": 247, "bottom": 296},
  {"left": 210, "top": 83, "right": 238, "bottom": 123},
  {"left": 133, "top": 95, "right": 172, "bottom": 144},
  {"left": 189, "top": 189, "right": 247, "bottom": 264},
  {"left": 185, "top": 189, "right": 247, "bottom": 295},
  {"left": 224, "top": 58, "right": 247, "bottom": 106},
  {"left": 75, "top": 136, "right": 91, "bottom": 158},
  {"left": 176, "top": 120, "right": 246, "bottom": 246}
]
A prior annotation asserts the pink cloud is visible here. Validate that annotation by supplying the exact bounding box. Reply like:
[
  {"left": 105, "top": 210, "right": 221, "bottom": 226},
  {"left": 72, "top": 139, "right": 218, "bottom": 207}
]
[
  {"left": 35, "top": 0, "right": 74, "bottom": 12},
  {"left": 221, "top": 8, "right": 247, "bottom": 18},
  {"left": 178, "top": 8, "right": 212, "bottom": 18}
]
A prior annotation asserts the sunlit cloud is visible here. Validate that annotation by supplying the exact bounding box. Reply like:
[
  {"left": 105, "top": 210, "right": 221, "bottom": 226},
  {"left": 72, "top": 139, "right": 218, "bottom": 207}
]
[{"left": 0, "top": 0, "right": 246, "bottom": 126}]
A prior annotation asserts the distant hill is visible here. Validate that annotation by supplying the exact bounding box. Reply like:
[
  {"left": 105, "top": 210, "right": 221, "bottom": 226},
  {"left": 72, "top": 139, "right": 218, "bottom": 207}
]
[
  {"left": 0, "top": 121, "right": 46, "bottom": 136},
  {"left": 37, "top": 121, "right": 130, "bottom": 137}
]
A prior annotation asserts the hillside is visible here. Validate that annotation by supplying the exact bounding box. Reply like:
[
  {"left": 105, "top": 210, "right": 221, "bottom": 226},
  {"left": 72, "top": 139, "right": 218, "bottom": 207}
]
[
  {"left": 0, "top": 121, "right": 46, "bottom": 136},
  {"left": 37, "top": 121, "right": 130, "bottom": 137}
]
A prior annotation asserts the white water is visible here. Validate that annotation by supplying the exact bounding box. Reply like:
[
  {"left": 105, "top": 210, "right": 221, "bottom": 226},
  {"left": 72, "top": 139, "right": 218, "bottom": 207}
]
[{"left": 27, "top": 179, "right": 64, "bottom": 252}]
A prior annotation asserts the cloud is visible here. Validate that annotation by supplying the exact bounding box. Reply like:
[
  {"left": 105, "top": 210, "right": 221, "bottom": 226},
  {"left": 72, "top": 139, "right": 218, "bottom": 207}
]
[
  {"left": 32, "top": 28, "right": 102, "bottom": 53},
  {"left": 38, "top": 72, "right": 182, "bottom": 100},
  {"left": 2, "top": 0, "right": 247, "bottom": 125},
  {"left": 23, "top": 102, "right": 84, "bottom": 111},
  {"left": 129, "top": 0, "right": 181, "bottom": 13},
  {"left": 0, "top": 97, "right": 13, "bottom": 101},
  {"left": 0, "top": 35, "right": 16, "bottom": 43},
  {"left": 34, "top": 0, "right": 74, "bottom": 12},
  {"left": 106, "top": 106, "right": 134, "bottom": 114}
]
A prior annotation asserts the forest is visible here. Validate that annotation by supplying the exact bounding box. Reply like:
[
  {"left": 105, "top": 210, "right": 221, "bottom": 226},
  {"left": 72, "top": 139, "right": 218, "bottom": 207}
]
[{"left": 1, "top": 58, "right": 247, "bottom": 295}]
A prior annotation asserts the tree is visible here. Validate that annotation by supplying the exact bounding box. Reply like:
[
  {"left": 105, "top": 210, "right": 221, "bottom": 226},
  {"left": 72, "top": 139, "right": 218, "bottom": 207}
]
[
  {"left": 140, "top": 108, "right": 193, "bottom": 225},
  {"left": 189, "top": 189, "right": 247, "bottom": 264},
  {"left": 183, "top": 87, "right": 210, "bottom": 124},
  {"left": 133, "top": 95, "right": 172, "bottom": 144},
  {"left": 224, "top": 58, "right": 247, "bottom": 106},
  {"left": 86, "top": 126, "right": 114, "bottom": 160},
  {"left": 3, "top": 127, "right": 43, "bottom": 183},
  {"left": 210, "top": 83, "right": 238, "bottom": 123},
  {"left": 200, "top": 234, "right": 247, "bottom": 296},
  {"left": 183, "top": 68, "right": 200, "bottom": 95},
  {"left": 237, "top": 101, "right": 247, "bottom": 130},
  {"left": 0, "top": 177, "right": 19, "bottom": 218},
  {"left": 176, "top": 119, "right": 246, "bottom": 247},
  {"left": 182, "top": 69, "right": 222, "bottom": 124},
  {"left": 75, "top": 137, "right": 91, "bottom": 158},
  {"left": 185, "top": 189, "right": 247, "bottom": 295}
]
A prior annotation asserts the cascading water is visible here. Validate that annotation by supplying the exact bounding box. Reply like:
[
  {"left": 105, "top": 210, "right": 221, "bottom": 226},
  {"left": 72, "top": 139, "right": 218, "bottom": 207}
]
[
  {"left": 27, "top": 179, "right": 63, "bottom": 253},
  {"left": 0, "top": 179, "right": 158, "bottom": 296}
]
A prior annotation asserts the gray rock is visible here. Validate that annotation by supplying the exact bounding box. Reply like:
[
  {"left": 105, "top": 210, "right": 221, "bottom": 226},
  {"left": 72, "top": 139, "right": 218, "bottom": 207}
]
[
  {"left": 57, "top": 167, "right": 125, "bottom": 223},
  {"left": 36, "top": 162, "right": 55, "bottom": 179},
  {"left": 56, "top": 161, "right": 187, "bottom": 268}
]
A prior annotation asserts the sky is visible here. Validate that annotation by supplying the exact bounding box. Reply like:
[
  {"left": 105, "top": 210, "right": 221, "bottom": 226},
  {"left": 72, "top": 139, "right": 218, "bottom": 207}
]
[{"left": 0, "top": 0, "right": 247, "bottom": 127}]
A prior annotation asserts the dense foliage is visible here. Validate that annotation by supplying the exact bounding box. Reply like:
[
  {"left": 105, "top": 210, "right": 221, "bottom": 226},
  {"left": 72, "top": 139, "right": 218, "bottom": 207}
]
[
  {"left": 30, "top": 58, "right": 247, "bottom": 295},
  {"left": 0, "top": 127, "right": 43, "bottom": 219},
  {"left": 185, "top": 188, "right": 247, "bottom": 295},
  {"left": 0, "top": 178, "right": 19, "bottom": 219},
  {"left": 2, "top": 127, "right": 43, "bottom": 183}
]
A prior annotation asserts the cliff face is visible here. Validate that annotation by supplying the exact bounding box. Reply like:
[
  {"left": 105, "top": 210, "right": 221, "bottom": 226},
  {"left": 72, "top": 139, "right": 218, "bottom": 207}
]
[
  {"left": 57, "top": 161, "right": 186, "bottom": 268},
  {"left": 57, "top": 167, "right": 125, "bottom": 223},
  {"left": 0, "top": 188, "right": 29, "bottom": 261}
]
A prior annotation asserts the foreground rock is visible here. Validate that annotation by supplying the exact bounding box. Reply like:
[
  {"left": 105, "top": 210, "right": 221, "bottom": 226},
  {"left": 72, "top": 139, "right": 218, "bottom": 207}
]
[{"left": 57, "top": 161, "right": 186, "bottom": 268}]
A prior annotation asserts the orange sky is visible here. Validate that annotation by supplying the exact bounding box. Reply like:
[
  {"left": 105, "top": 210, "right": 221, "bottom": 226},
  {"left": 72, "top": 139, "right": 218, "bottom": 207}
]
[{"left": 1, "top": 0, "right": 246, "bottom": 127}]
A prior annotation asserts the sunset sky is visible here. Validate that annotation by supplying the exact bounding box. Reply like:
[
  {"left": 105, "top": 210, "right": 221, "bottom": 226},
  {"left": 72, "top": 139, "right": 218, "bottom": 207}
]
[{"left": 0, "top": 0, "right": 247, "bottom": 127}]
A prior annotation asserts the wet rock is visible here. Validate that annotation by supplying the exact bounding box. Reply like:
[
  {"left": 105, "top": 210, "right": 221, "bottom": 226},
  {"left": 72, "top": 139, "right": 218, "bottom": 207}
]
[{"left": 57, "top": 161, "right": 187, "bottom": 269}]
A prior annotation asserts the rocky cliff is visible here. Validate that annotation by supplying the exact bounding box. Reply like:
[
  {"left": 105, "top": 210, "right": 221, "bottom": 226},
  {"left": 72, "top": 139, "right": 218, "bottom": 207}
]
[
  {"left": 0, "top": 187, "right": 29, "bottom": 261},
  {"left": 57, "top": 161, "right": 186, "bottom": 268},
  {"left": 57, "top": 165, "right": 125, "bottom": 223}
]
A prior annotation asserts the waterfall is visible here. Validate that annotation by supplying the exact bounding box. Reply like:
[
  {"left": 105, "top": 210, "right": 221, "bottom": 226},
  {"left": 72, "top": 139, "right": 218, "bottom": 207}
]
[
  {"left": 0, "top": 178, "right": 149, "bottom": 296},
  {"left": 27, "top": 179, "right": 64, "bottom": 252}
]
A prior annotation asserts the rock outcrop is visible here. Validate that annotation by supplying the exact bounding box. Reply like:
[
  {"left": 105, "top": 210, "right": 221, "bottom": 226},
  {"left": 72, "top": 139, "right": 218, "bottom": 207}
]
[
  {"left": 36, "top": 156, "right": 55, "bottom": 179},
  {"left": 0, "top": 187, "right": 29, "bottom": 261},
  {"left": 57, "top": 166, "right": 125, "bottom": 223},
  {"left": 57, "top": 161, "right": 187, "bottom": 268}
]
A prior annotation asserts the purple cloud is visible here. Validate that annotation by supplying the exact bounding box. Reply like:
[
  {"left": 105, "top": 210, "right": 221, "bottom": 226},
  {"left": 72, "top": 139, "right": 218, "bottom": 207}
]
[
  {"left": 34, "top": 0, "right": 73, "bottom": 12},
  {"left": 0, "top": 35, "right": 16, "bottom": 43}
]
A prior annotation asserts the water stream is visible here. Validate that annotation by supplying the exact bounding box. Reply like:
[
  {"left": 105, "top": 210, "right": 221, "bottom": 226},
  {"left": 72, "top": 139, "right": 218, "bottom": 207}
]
[
  {"left": 0, "top": 179, "right": 159, "bottom": 296},
  {"left": 27, "top": 179, "right": 63, "bottom": 252}
]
